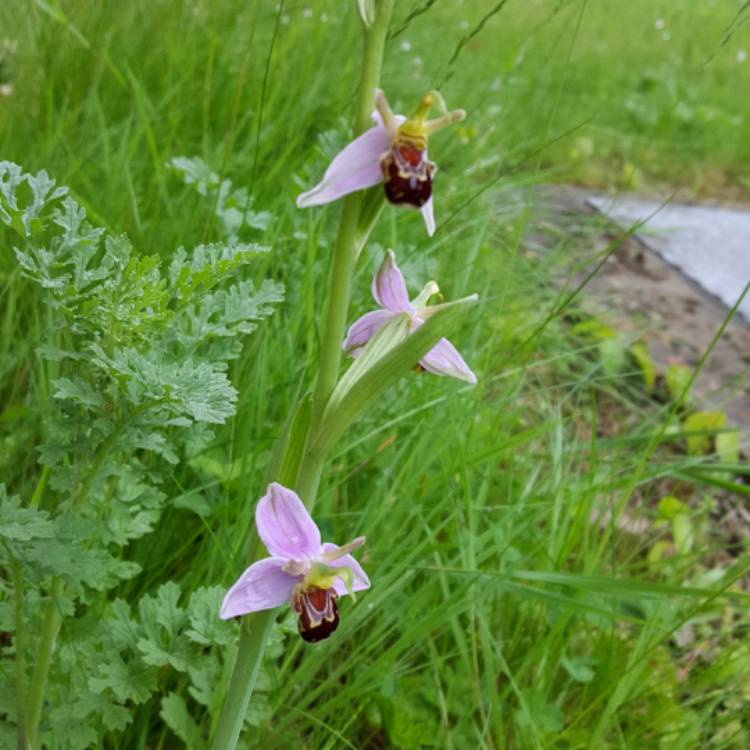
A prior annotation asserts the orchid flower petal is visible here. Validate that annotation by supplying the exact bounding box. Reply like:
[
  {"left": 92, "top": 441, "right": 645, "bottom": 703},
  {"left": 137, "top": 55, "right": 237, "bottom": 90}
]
[
  {"left": 343, "top": 309, "right": 396, "bottom": 355},
  {"left": 424, "top": 108, "right": 467, "bottom": 135},
  {"left": 256, "top": 482, "right": 322, "bottom": 558},
  {"left": 420, "top": 196, "right": 436, "bottom": 237},
  {"left": 296, "top": 124, "right": 391, "bottom": 208},
  {"left": 374, "top": 93, "right": 406, "bottom": 136},
  {"left": 220, "top": 556, "right": 298, "bottom": 619},
  {"left": 372, "top": 249, "right": 414, "bottom": 313},
  {"left": 321, "top": 543, "right": 371, "bottom": 597},
  {"left": 420, "top": 337, "right": 477, "bottom": 384},
  {"left": 319, "top": 536, "right": 366, "bottom": 561}
]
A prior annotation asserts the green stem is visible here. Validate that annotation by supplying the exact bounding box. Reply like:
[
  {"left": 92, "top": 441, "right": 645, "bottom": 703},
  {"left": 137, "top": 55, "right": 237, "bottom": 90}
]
[
  {"left": 209, "top": 610, "right": 276, "bottom": 750},
  {"left": 210, "top": 5, "right": 394, "bottom": 749},
  {"left": 12, "top": 561, "right": 29, "bottom": 750},
  {"left": 295, "top": 196, "right": 360, "bottom": 503},
  {"left": 297, "top": 0, "right": 395, "bottom": 503},
  {"left": 27, "top": 578, "right": 64, "bottom": 750},
  {"left": 23, "top": 403, "right": 155, "bottom": 747}
]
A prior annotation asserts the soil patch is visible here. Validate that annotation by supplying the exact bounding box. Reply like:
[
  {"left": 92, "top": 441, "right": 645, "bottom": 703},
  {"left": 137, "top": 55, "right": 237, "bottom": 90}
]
[{"left": 525, "top": 185, "right": 750, "bottom": 440}]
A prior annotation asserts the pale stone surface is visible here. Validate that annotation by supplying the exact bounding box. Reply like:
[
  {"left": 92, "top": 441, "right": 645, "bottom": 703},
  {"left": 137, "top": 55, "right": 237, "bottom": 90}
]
[
  {"left": 588, "top": 196, "right": 750, "bottom": 323},
  {"left": 525, "top": 185, "right": 750, "bottom": 437}
]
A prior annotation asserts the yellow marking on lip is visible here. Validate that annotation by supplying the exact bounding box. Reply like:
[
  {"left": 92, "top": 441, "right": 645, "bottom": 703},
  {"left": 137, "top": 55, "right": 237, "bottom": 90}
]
[{"left": 393, "top": 129, "right": 427, "bottom": 150}]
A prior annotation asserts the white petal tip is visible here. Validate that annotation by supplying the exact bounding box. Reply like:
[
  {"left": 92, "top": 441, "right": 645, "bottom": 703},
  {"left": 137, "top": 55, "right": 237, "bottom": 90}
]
[
  {"left": 420, "top": 198, "right": 436, "bottom": 236},
  {"left": 296, "top": 190, "right": 319, "bottom": 208}
]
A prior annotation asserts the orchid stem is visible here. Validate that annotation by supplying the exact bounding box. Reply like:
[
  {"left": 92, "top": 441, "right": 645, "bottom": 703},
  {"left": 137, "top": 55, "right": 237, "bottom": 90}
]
[
  {"left": 297, "top": 0, "right": 395, "bottom": 504},
  {"left": 209, "top": 610, "right": 276, "bottom": 750},
  {"left": 211, "top": 5, "right": 394, "bottom": 749}
]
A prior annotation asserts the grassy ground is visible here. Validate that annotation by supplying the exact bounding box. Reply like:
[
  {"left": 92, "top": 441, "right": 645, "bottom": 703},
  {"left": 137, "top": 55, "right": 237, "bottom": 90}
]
[{"left": 1, "top": 0, "right": 749, "bottom": 748}]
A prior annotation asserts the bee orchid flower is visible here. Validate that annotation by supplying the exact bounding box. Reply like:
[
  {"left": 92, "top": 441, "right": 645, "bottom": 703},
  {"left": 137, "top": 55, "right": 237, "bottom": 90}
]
[
  {"left": 220, "top": 482, "right": 370, "bottom": 643},
  {"left": 297, "top": 89, "right": 465, "bottom": 236},
  {"left": 343, "top": 250, "right": 477, "bottom": 383}
]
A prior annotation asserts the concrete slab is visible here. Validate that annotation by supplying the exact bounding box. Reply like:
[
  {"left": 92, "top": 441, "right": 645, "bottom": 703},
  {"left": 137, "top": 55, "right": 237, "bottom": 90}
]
[{"left": 588, "top": 196, "right": 750, "bottom": 323}]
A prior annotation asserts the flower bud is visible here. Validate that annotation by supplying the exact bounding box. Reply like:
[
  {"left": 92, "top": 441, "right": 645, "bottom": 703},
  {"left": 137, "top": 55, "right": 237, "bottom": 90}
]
[{"left": 356, "top": 0, "right": 375, "bottom": 27}]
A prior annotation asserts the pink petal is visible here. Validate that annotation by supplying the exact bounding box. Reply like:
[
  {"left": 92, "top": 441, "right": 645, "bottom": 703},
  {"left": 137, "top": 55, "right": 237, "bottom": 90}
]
[
  {"left": 256, "top": 482, "right": 322, "bottom": 558},
  {"left": 372, "top": 250, "right": 413, "bottom": 313},
  {"left": 420, "top": 337, "right": 477, "bottom": 384},
  {"left": 343, "top": 309, "right": 395, "bottom": 356},
  {"left": 321, "top": 542, "right": 371, "bottom": 597},
  {"left": 296, "top": 124, "right": 391, "bottom": 208},
  {"left": 220, "top": 556, "right": 298, "bottom": 619},
  {"left": 420, "top": 196, "right": 436, "bottom": 236}
]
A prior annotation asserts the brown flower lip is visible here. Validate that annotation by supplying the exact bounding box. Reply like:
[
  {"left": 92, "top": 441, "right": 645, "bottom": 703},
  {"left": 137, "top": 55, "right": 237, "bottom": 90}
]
[
  {"left": 293, "top": 586, "right": 340, "bottom": 643},
  {"left": 381, "top": 143, "right": 435, "bottom": 209}
]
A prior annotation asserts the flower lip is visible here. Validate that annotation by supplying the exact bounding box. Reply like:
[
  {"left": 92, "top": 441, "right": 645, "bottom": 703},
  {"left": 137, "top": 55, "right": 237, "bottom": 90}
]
[
  {"left": 293, "top": 586, "right": 340, "bottom": 643},
  {"left": 381, "top": 146, "right": 435, "bottom": 209}
]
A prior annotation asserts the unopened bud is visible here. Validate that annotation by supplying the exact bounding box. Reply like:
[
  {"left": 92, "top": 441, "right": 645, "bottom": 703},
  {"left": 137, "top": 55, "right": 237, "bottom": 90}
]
[{"left": 356, "top": 0, "right": 376, "bottom": 27}]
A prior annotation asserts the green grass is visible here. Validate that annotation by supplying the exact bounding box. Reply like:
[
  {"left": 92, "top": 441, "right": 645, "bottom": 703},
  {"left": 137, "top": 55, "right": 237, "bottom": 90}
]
[{"left": 2, "top": 0, "right": 749, "bottom": 748}]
